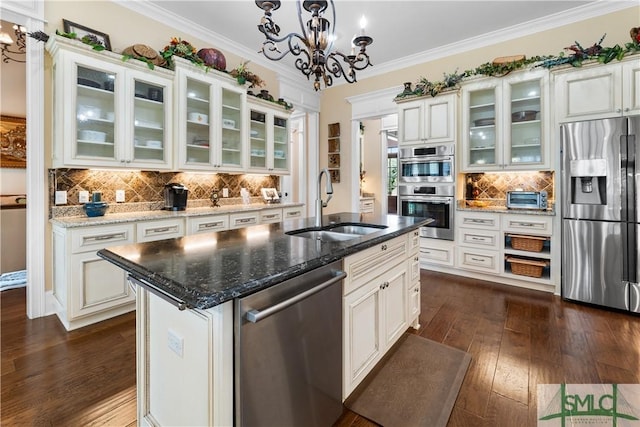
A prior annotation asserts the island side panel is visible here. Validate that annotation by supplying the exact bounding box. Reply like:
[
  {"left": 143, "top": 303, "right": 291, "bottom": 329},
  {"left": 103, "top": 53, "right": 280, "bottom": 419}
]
[{"left": 137, "top": 288, "right": 233, "bottom": 427}]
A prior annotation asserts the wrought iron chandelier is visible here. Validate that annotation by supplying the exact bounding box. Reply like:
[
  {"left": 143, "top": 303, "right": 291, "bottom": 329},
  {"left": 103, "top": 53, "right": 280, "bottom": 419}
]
[
  {"left": 255, "top": 0, "right": 373, "bottom": 91},
  {"left": 0, "top": 23, "right": 27, "bottom": 63}
]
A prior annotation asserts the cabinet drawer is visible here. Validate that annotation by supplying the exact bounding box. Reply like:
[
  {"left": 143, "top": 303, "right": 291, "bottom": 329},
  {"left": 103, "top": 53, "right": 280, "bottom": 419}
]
[
  {"left": 502, "top": 215, "right": 552, "bottom": 235},
  {"left": 458, "top": 211, "right": 500, "bottom": 230},
  {"left": 457, "top": 227, "right": 500, "bottom": 249},
  {"left": 419, "top": 238, "right": 454, "bottom": 266},
  {"left": 456, "top": 246, "right": 500, "bottom": 274},
  {"left": 409, "top": 229, "right": 420, "bottom": 253},
  {"left": 71, "top": 224, "right": 135, "bottom": 254},
  {"left": 343, "top": 234, "right": 408, "bottom": 295},
  {"left": 187, "top": 215, "right": 229, "bottom": 235},
  {"left": 260, "top": 209, "right": 283, "bottom": 224},
  {"left": 282, "top": 206, "right": 303, "bottom": 219},
  {"left": 229, "top": 212, "right": 259, "bottom": 229},
  {"left": 137, "top": 219, "right": 185, "bottom": 243}
]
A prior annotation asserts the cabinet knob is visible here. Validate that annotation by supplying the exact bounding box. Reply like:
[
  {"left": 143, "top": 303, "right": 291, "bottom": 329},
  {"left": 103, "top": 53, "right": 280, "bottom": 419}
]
[
  {"left": 625, "top": 108, "right": 630, "bottom": 112},
  {"left": 414, "top": 256, "right": 419, "bottom": 262},
  {"left": 616, "top": 108, "right": 622, "bottom": 113},
  {"left": 381, "top": 244, "right": 387, "bottom": 251}
]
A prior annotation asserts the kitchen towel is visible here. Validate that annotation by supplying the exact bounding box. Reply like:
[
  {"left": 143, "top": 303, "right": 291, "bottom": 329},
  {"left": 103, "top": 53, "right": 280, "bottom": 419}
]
[{"left": 345, "top": 333, "right": 471, "bottom": 427}]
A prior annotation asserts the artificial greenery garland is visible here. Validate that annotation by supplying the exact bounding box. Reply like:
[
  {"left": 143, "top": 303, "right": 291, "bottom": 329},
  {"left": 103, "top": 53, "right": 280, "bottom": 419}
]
[{"left": 396, "top": 32, "right": 640, "bottom": 100}]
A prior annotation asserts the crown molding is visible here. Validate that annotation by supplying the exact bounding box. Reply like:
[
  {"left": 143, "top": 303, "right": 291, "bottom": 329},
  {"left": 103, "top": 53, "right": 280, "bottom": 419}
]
[{"left": 342, "top": 0, "right": 638, "bottom": 84}]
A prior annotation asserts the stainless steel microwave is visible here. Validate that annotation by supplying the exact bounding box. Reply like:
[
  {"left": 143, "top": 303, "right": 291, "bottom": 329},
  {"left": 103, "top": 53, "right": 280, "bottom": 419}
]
[{"left": 506, "top": 191, "right": 548, "bottom": 210}]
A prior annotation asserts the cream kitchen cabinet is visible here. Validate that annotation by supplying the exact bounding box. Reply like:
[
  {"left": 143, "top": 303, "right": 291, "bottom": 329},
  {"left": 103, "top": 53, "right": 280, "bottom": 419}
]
[
  {"left": 502, "top": 214, "right": 552, "bottom": 283},
  {"left": 46, "top": 36, "right": 173, "bottom": 170},
  {"left": 259, "top": 208, "right": 283, "bottom": 224},
  {"left": 136, "top": 218, "right": 185, "bottom": 242},
  {"left": 554, "top": 55, "right": 640, "bottom": 122},
  {"left": 282, "top": 205, "right": 304, "bottom": 219},
  {"left": 248, "top": 99, "right": 291, "bottom": 174},
  {"left": 461, "top": 69, "right": 550, "bottom": 171},
  {"left": 342, "top": 232, "right": 415, "bottom": 399},
  {"left": 397, "top": 92, "right": 457, "bottom": 145},
  {"left": 52, "top": 223, "right": 137, "bottom": 331},
  {"left": 187, "top": 214, "right": 230, "bottom": 235},
  {"left": 174, "top": 58, "right": 247, "bottom": 172},
  {"left": 455, "top": 211, "right": 501, "bottom": 275}
]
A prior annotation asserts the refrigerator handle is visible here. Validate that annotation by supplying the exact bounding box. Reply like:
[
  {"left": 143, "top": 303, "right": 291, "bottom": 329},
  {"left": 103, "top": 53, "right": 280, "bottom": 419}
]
[
  {"left": 621, "top": 135, "right": 630, "bottom": 222},
  {"left": 630, "top": 131, "right": 637, "bottom": 284}
]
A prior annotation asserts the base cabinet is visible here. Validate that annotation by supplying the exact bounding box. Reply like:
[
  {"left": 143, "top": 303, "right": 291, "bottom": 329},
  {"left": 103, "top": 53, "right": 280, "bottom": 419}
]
[
  {"left": 342, "top": 231, "right": 418, "bottom": 400},
  {"left": 137, "top": 288, "right": 233, "bottom": 427},
  {"left": 53, "top": 223, "right": 136, "bottom": 330}
]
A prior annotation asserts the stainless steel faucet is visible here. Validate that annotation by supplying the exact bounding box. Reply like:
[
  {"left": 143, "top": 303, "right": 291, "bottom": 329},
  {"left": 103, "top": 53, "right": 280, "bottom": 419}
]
[{"left": 315, "top": 168, "right": 333, "bottom": 228}]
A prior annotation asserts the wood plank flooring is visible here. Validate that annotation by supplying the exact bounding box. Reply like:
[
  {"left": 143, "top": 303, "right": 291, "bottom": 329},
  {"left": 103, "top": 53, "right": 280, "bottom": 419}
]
[{"left": 2, "top": 271, "right": 639, "bottom": 426}]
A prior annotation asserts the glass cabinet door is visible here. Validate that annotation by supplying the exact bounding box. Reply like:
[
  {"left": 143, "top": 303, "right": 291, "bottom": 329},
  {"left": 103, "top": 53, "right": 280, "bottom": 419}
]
[
  {"left": 272, "top": 115, "right": 288, "bottom": 172},
  {"left": 467, "top": 87, "right": 497, "bottom": 167},
  {"left": 75, "top": 65, "right": 117, "bottom": 161},
  {"left": 132, "top": 79, "right": 167, "bottom": 164},
  {"left": 220, "top": 88, "right": 243, "bottom": 168},
  {"left": 250, "top": 109, "right": 267, "bottom": 169},
  {"left": 185, "top": 78, "right": 212, "bottom": 165},
  {"left": 507, "top": 79, "right": 542, "bottom": 165}
]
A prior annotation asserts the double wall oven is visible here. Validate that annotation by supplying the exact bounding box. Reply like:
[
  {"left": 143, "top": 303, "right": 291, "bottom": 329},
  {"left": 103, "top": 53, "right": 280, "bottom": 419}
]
[{"left": 399, "top": 144, "right": 455, "bottom": 240}]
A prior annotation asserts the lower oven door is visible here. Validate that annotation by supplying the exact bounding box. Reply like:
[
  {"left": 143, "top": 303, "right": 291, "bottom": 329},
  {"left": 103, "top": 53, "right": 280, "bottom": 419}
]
[{"left": 400, "top": 196, "right": 454, "bottom": 240}]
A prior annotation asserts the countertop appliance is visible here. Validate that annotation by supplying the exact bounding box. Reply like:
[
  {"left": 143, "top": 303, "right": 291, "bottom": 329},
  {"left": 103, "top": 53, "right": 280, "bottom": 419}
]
[
  {"left": 561, "top": 116, "right": 640, "bottom": 313},
  {"left": 506, "top": 190, "right": 548, "bottom": 210},
  {"left": 235, "top": 260, "right": 345, "bottom": 427},
  {"left": 163, "top": 183, "right": 188, "bottom": 211}
]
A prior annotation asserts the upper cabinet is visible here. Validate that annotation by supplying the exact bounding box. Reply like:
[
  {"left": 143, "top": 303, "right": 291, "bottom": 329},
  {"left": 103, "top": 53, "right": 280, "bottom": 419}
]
[
  {"left": 397, "top": 93, "right": 456, "bottom": 145},
  {"left": 554, "top": 55, "right": 640, "bottom": 122},
  {"left": 248, "top": 99, "right": 291, "bottom": 175},
  {"left": 174, "top": 59, "right": 246, "bottom": 172},
  {"left": 47, "top": 36, "right": 174, "bottom": 170},
  {"left": 461, "top": 69, "right": 550, "bottom": 171}
]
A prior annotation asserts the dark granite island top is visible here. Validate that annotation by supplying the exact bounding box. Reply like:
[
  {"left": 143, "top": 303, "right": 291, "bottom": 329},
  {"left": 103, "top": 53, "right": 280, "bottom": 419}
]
[{"left": 98, "top": 212, "right": 430, "bottom": 310}]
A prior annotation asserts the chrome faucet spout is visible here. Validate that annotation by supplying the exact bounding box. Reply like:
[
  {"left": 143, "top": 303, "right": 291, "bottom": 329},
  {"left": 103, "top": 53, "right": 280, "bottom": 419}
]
[{"left": 315, "top": 168, "right": 333, "bottom": 228}]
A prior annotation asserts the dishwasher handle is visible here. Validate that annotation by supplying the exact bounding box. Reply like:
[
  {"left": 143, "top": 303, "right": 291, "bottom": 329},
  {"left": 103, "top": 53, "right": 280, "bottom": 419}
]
[{"left": 245, "top": 270, "right": 347, "bottom": 323}]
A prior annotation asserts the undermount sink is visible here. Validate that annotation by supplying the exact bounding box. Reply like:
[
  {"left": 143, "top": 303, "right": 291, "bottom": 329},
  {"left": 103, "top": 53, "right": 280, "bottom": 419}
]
[{"left": 286, "top": 223, "right": 388, "bottom": 242}]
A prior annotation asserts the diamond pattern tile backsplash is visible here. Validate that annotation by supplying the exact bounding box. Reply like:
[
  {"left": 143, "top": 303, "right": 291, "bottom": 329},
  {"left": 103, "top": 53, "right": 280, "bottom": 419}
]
[
  {"left": 465, "top": 171, "right": 554, "bottom": 201},
  {"left": 50, "top": 169, "right": 279, "bottom": 206}
]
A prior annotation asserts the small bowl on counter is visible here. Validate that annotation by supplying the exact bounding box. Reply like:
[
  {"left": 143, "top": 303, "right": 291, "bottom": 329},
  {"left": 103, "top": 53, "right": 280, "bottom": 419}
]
[
  {"left": 83, "top": 202, "right": 109, "bottom": 217},
  {"left": 466, "top": 200, "right": 489, "bottom": 208}
]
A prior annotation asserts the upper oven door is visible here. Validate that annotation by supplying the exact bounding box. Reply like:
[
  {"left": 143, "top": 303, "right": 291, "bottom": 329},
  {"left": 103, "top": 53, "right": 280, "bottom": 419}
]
[{"left": 399, "top": 156, "right": 454, "bottom": 183}]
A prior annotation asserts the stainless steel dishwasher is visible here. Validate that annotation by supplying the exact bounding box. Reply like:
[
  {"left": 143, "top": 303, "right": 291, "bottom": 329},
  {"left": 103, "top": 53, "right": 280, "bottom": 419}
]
[{"left": 235, "top": 260, "right": 346, "bottom": 427}]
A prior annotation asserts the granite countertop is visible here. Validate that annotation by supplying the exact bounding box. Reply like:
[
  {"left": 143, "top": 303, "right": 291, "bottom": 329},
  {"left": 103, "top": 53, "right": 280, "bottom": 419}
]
[
  {"left": 457, "top": 200, "right": 556, "bottom": 216},
  {"left": 51, "top": 202, "right": 304, "bottom": 228},
  {"left": 98, "top": 212, "right": 429, "bottom": 310}
]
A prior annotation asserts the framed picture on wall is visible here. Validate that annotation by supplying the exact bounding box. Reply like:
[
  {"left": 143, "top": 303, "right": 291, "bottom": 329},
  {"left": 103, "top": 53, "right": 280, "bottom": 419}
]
[
  {"left": 0, "top": 116, "right": 27, "bottom": 169},
  {"left": 62, "top": 19, "right": 112, "bottom": 51}
]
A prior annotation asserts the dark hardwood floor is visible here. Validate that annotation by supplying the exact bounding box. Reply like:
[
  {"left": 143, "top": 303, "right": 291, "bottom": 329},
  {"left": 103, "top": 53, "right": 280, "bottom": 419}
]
[{"left": 2, "top": 271, "right": 639, "bottom": 426}]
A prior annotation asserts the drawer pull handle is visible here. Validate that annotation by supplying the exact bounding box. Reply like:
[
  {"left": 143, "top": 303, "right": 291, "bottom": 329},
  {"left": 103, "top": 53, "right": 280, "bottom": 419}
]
[
  {"left": 147, "top": 226, "right": 176, "bottom": 234},
  {"left": 381, "top": 244, "right": 388, "bottom": 251},
  {"left": 286, "top": 211, "right": 300, "bottom": 216},
  {"left": 200, "top": 222, "right": 222, "bottom": 229},
  {"left": 470, "top": 257, "right": 485, "bottom": 262},
  {"left": 263, "top": 214, "right": 278, "bottom": 219},
  {"left": 470, "top": 236, "right": 485, "bottom": 241},
  {"left": 514, "top": 222, "right": 535, "bottom": 227},
  {"left": 86, "top": 232, "right": 126, "bottom": 242},
  {"left": 237, "top": 218, "right": 255, "bottom": 224},
  {"left": 380, "top": 281, "right": 389, "bottom": 290}
]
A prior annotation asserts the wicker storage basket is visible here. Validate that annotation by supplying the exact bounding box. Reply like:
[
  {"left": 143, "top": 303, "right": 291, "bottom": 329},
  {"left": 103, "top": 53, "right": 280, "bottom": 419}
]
[
  {"left": 508, "top": 234, "right": 548, "bottom": 252},
  {"left": 506, "top": 256, "right": 548, "bottom": 278}
]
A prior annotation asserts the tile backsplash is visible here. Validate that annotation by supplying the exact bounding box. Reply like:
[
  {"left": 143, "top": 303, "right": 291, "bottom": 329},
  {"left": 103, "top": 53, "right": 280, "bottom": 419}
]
[
  {"left": 50, "top": 169, "right": 279, "bottom": 215},
  {"left": 465, "top": 171, "right": 554, "bottom": 201}
]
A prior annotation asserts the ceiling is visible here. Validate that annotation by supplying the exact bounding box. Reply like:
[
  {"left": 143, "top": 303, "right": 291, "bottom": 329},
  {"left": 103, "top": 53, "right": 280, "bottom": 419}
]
[{"left": 142, "top": 0, "right": 626, "bottom": 83}]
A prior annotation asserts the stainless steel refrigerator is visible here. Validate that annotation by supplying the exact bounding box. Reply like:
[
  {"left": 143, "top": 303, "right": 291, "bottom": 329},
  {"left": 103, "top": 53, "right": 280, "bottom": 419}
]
[{"left": 561, "top": 116, "right": 640, "bottom": 313}]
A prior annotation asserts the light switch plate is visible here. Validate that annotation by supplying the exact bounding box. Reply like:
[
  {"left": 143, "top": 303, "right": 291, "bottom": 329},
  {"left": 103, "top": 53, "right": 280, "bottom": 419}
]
[
  {"left": 78, "top": 191, "right": 89, "bottom": 203},
  {"left": 167, "top": 329, "right": 184, "bottom": 358},
  {"left": 222, "top": 188, "right": 229, "bottom": 198},
  {"left": 55, "top": 190, "right": 67, "bottom": 205},
  {"left": 115, "top": 189, "right": 125, "bottom": 202}
]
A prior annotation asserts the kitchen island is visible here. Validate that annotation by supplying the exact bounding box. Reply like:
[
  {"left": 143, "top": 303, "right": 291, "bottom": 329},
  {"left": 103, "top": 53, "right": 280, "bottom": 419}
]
[{"left": 98, "top": 212, "right": 429, "bottom": 427}]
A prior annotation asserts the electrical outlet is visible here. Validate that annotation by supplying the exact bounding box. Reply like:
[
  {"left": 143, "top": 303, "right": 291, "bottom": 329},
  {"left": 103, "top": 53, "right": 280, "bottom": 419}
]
[
  {"left": 115, "top": 189, "right": 125, "bottom": 203},
  {"left": 78, "top": 191, "right": 89, "bottom": 203},
  {"left": 222, "top": 188, "right": 229, "bottom": 198},
  {"left": 167, "top": 329, "right": 184, "bottom": 358},
  {"left": 55, "top": 190, "right": 67, "bottom": 205}
]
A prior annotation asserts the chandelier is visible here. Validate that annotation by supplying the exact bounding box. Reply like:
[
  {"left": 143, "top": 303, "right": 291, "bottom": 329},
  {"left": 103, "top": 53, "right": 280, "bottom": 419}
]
[
  {"left": 0, "top": 23, "right": 27, "bottom": 63},
  {"left": 255, "top": 0, "right": 373, "bottom": 91}
]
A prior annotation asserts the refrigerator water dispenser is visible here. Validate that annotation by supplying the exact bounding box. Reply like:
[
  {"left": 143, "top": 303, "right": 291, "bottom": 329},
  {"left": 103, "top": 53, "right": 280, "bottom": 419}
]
[{"left": 569, "top": 159, "right": 607, "bottom": 205}]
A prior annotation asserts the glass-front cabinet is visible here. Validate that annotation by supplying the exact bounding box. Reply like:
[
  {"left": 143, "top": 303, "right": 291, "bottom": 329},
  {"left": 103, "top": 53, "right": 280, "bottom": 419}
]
[
  {"left": 248, "top": 99, "right": 290, "bottom": 174},
  {"left": 48, "top": 36, "right": 173, "bottom": 169},
  {"left": 175, "top": 59, "right": 246, "bottom": 172},
  {"left": 461, "top": 69, "right": 549, "bottom": 171}
]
